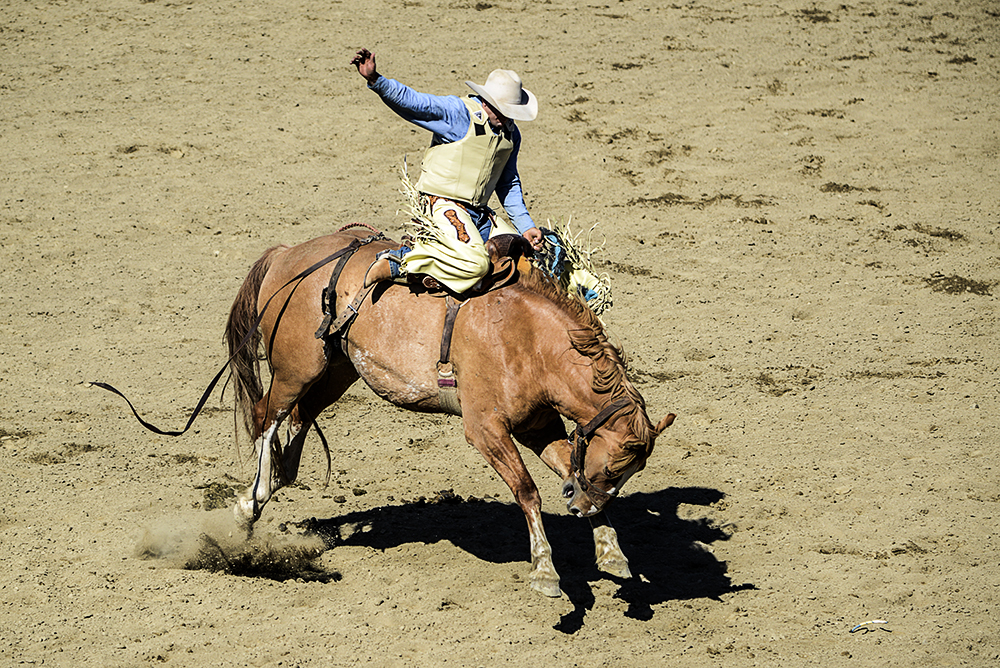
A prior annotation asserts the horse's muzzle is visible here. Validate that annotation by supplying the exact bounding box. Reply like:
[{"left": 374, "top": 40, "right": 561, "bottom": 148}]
[{"left": 562, "top": 477, "right": 601, "bottom": 517}]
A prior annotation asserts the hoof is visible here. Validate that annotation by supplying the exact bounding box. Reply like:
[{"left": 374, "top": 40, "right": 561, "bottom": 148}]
[
  {"left": 530, "top": 576, "right": 563, "bottom": 598},
  {"left": 597, "top": 557, "right": 632, "bottom": 580},
  {"left": 232, "top": 501, "right": 257, "bottom": 539}
]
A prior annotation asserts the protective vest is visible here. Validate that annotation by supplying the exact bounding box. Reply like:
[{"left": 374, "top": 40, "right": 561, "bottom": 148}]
[{"left": 416, "top": 97, "right": 515, "bottom": 207}]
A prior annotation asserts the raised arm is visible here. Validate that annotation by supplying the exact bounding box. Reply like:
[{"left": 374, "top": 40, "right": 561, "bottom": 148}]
[
  {"left": 350, "top": 48, "right": 379, "bottom": 84},
  {"left": 351, "top": 48, "right": 469, "bottom": 142}
]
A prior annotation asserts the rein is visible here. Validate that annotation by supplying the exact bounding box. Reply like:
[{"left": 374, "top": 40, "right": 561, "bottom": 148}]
[
  {"left": 92, "top": 233, "right": 384, "bottom": 436},
  {"left": 569, "top": 395, "right": 633, "bottom": 505}
]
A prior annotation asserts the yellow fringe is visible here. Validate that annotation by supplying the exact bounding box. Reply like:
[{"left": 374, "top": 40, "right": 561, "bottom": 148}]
[{"left": 539, "top": 218, "right": 614, "bottom": 316}]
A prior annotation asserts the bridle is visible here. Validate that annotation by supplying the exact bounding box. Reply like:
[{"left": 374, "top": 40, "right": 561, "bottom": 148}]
[{"left": 569, "top": 396, "right": 633, "bottom": 506}]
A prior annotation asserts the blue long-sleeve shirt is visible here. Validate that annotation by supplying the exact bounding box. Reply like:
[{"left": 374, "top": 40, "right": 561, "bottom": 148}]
[{"left": 368, "top": 75, "right": 535, "bottom": 237}]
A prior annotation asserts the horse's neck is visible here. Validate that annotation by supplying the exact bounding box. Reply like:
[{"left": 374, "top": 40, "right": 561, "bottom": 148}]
[{"left": 508, "top": 293, "right": 606, "bottom": 422}]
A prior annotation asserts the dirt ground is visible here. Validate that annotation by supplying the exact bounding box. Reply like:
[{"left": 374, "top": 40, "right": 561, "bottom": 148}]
[{"left": 2, "top": 0, "right": 999, "bottom": 666}]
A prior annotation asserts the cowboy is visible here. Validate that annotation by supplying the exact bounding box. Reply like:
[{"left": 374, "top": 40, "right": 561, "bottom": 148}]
[{"left": 350, "top": 48, "right": 544, "bottom": 292}]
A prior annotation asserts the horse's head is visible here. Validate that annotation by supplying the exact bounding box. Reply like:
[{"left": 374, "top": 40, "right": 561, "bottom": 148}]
[
  {"left": 562, "top": 397, "right": 675, "bottom": 517},
  {"left": 511, "top": 262, "right": 675, "bottom": 516}
]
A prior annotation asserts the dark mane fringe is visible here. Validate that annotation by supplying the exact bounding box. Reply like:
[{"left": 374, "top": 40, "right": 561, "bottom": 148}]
[{"left": 520, "top": 267, "right": 657, "bottom": 466}]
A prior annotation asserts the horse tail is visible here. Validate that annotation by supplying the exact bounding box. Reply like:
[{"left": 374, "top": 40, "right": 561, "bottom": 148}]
[{"left": 225, "top": 245, "right": 286, "bottom": 438}]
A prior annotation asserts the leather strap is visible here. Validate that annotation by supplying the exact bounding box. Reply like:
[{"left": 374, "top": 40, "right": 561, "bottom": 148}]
[
  {"left": 576, "top": 396, "right": 633, "bottom": 442},
  {"left": 436, "top": 296, "right": 465, "bottom": 415},
  {"left": 95, "top": 233, "right": 384, "bottom": 437},
  {"left": 439, "top": 297, "right": 463, "bottom": 365},
  {"left": 314, "top": 234, "right": 386, "bottom": 340},
  {"left": 569, "top": 396, "right": 633, "bottom": 504},
  {"left": 328, "top": 284, "right": 377, "bottom": 352}
]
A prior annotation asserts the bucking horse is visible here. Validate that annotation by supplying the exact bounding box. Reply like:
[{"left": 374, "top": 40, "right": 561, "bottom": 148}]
[{"left": 224, "top": 224, "right": 674, "bottom": 596}]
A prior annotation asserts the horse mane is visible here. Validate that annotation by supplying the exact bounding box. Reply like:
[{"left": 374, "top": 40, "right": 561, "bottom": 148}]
[{"left": 519, "top": 267, "right": 657, "bottom": 470}]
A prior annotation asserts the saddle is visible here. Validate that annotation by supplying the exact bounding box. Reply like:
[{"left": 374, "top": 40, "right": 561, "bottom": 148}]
[{"left": 412, "top": 233, "right": 534, "bottom": 296}]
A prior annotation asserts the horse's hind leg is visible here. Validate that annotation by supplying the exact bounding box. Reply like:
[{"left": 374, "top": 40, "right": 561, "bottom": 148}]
[
  {"left": 233, "top": 357, "right": 359, "bottom": 531},
  {"left": 233, "top": 390, "right": 294, "bottom": 531},
  {"left": 589, "top": 512, "right": 632, "bottom": 579},
  {"left": 275, "top": 358, "right": 360, "bottom": 489}
]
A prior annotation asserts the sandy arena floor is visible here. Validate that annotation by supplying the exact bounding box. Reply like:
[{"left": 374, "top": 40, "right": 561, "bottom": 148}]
[{"left": 2, "top": 1, "right": 998, "bottom": 666}]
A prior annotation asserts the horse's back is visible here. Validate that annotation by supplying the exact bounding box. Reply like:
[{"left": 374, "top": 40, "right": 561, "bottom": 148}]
[
  {"left": 263, "top": 228, "right": 390, "bottom": 277},
  {"left": 253, "top": 228, "right": 565, "bottom": 416},
  {"left": 256, "top": 228, "right": 395, "bottom": 381},
  {"left": 258, "top": 227, "right": 394, "bottom": 302}
]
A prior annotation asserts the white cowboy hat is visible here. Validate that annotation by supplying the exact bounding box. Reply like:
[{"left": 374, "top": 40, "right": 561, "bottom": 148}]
[{"left": 466, "top": 69, "right": 538, "bottom": 122}]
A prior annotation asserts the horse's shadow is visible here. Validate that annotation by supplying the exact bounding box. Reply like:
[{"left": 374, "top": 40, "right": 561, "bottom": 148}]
[{"left": 302, "top": 486, "right": 754, "bottom": 631}]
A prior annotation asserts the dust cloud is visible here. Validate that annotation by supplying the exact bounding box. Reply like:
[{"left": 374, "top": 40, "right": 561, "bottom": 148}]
[{"left": 135, "top": 510, "right": 331, "bottom": 581}]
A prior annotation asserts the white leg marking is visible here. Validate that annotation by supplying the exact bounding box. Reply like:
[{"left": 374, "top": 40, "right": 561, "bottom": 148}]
[
  {"left": 593, "top": 524, "right": 632, "bottom": 579},
  {"left": 233, "top": 420, "right": 280, "bottom": 530},
  {"left": 526, "top": 510, "right": 562, "bottom": 597}
]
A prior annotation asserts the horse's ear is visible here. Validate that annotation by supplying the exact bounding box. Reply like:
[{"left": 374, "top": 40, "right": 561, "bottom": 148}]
[{"left": 654, "top": 413, "right": 676, "bottom": 435}]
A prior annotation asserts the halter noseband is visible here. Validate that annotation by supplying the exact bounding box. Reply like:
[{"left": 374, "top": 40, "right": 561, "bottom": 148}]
[{"left": 569, "top": 396, "right": 633, "bottom": 506}]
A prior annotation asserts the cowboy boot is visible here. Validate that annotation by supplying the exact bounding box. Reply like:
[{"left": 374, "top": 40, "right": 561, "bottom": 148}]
[{"left": 364, "top": 250, "right": 405, "bottom": 287}]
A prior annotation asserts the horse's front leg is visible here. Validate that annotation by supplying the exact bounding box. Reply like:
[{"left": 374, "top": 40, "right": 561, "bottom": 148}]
[
  {"left": 466, "top": 423, "right": 562, "bottom": 597},
  {"left": 513, "top": 415, "right": 572, "bottom": 480},
  {"left": 589, "top": 511, "right": 632, "bottom": 579},
  {"left": 523, "top": 499, "right": 561, "bottom": 597}
]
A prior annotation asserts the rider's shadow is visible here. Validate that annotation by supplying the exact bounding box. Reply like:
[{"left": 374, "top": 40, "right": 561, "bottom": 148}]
[{"left": 306, "top": 486, "right": 754, "bottom": 631}]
